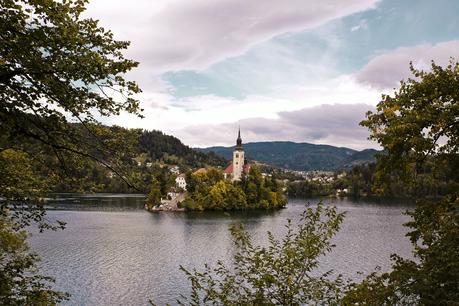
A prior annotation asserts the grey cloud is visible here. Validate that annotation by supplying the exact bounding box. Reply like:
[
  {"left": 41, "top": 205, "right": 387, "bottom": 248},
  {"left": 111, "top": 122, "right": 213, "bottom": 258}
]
[
  {"left": 177, "top": 103, "right": 377, "bottom": 150},
  {"left": 355, "top": 40, "right": 459, "bottom": 89},
  {"left": 88, "top": 0, "right": 379, "bottom": 77},
  {"left": 149, "top": 0, "right": 379, "bottom": 73}
]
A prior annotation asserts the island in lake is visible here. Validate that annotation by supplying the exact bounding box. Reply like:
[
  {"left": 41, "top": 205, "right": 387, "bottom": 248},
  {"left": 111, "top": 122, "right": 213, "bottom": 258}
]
[{"left": 145, "top": 129, "right": 287, "bottom": 211}]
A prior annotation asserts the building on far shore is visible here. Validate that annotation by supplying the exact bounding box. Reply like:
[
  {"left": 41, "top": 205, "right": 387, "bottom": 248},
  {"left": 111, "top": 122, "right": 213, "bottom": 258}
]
[
  {"left": 224, "top": 128, "right": 250, "bottom": 181},
  {"left": 175, "top": 173, "right": 187, "bottom": 190},
  {"left": 169, "top": 165, "right": 180, "bottom": 174}
]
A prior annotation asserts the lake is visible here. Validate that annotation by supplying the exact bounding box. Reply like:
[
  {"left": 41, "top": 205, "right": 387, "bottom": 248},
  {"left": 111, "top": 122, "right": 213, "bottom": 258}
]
[{"left": 29, "top": 194, "right": 414, "bottom": 305}]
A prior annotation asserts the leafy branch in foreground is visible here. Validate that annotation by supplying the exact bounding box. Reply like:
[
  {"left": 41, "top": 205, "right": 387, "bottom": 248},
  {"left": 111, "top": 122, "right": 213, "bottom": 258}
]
[
  {"left": 0, "top": 218, "right": 69, "bottom": 305},
  {"left": 1, "top": 0, "right": 142, "bottom": 303},
  {"left": 0, "top": 148, "right": 66, "bottom": 232},
  {"left": 175, "top": 204, "right": 345, "bottom": 306}
]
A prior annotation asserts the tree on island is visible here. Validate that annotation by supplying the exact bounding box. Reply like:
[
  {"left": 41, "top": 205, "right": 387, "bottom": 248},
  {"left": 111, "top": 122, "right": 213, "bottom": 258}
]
[
  {"left": 1, "top": 0, "right": 141, "bottom": 303},
  {"left": 181, "top": 165, "right": 287, "bottom": 211},
  {"left": 173, "top": 60, "right": 459, "bottom": 305},
  {"left": 146, "top": 178, "right": 162, "bottom": 208}
]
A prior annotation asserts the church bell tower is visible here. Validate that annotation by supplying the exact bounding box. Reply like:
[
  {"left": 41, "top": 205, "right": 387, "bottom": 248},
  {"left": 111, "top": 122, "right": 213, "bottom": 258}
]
[{"left": 232, "top": 128, "right": 245, "bottom": 181}]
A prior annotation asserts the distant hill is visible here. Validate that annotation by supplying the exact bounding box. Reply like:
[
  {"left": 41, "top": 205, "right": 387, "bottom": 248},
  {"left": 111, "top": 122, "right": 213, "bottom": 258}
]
[
  {"left": 197, "top": 141, "right": 379, "bottom": 171},
  {"left": 341, "top": 148, "right": 380, "bottom": 169},
  {"left": 137, "top": 130, "right": 227, "bottom": 167}
]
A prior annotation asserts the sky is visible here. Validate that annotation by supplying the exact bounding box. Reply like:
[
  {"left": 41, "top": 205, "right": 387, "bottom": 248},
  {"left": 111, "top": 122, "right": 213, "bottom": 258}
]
[{"left": 85, "top": 0, "right": 459, "bottom": 149}]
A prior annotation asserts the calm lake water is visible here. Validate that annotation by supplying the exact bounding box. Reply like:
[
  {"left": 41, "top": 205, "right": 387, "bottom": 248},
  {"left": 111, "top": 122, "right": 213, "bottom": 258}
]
[{"left": 29, "top": 194, "right": 414, "bottom": 306}]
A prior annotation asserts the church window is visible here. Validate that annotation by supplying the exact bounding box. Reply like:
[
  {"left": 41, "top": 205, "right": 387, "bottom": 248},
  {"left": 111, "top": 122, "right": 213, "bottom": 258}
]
[{"left": 235, "top": 153, "right": 239, "bottom": 158}]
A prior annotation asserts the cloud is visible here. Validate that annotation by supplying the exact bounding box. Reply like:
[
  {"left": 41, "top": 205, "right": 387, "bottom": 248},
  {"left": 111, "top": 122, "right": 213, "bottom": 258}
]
[
  {"left": 175, "top": 104, "right": 377, "bottom": 150},
  {"left": 355, "top": 40, "right": 459, "bottom": 89},
  {"left": 350, "top": 18, "right": 368, "bottom": 32},
  {"left": 86, "top": 0, "right": 379, "bottom": 77},
  {"left": 82, "top": 1, "right": 457, "bottom": 152},
  {"left": 100, "top": 75, "right": 382, "bottom": 149}
]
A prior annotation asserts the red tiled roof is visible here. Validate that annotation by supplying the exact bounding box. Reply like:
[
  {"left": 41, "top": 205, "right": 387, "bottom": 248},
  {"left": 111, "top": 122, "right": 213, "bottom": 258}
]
[
  {"left": 224, "top": 163, "right": 251, "bottom": 174},
  {"left": 224, "top": 164, "right": 233, "bottom": 173}
]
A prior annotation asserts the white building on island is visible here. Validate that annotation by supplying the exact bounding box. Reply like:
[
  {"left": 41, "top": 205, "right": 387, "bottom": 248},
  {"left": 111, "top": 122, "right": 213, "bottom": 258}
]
[{"left": 224, "top": 128, "right": 250, "bottom": 181}]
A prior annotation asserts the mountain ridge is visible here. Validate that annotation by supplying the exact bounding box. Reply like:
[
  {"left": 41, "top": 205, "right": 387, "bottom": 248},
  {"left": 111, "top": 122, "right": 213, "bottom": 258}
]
[{"left": 196, "top": 141, "right": 379, "bottom": 171}]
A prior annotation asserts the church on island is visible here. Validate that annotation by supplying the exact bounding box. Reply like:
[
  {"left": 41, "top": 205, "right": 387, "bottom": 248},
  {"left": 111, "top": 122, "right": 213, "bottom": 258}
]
[{"left": 223, "top": 128, "right": 250, "bottom": 181}]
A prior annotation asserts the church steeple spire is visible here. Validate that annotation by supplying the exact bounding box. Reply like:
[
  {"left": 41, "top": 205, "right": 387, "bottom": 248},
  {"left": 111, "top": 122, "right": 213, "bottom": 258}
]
[
  {"left": 231, "top": 127, "right": 245, "bottom": 181},
  {"left": 236, "top": 127, "right": 242, "bottom": 149}
]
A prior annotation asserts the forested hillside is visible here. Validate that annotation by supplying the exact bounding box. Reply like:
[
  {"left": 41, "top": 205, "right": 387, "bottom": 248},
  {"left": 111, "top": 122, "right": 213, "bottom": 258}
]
[
  {"left": 17, "top": 124, "right": 227, "bottom": 193},
  {"left": 138, "top": 130, "right": 227, "bottom": 167},
  {"left": 198, "top": 141, "right": 378, "bottom": 171}
]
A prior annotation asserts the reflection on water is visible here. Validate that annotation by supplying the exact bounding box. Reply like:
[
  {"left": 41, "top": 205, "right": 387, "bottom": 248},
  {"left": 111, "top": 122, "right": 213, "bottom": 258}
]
[
  {"left": 43, "top": 193, "right": 146, "bottom": 211},
  {"left": 30, "top": 194, "right": 414, "bottom": 306}
]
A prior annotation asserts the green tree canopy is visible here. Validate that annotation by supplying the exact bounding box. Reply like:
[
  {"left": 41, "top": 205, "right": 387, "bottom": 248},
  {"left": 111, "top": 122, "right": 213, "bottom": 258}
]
[
  {"left": 1, "top": 0, "right": 141, "bottom": 122},
  {"left": 146, "top": 178, "right": 162, "bottom": 209},
  {"left": 182, "top": 166, "right": 286, "bottom": 211},
  {"left": 361, "top": 60, "right": 459, "bottom": 194}
]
